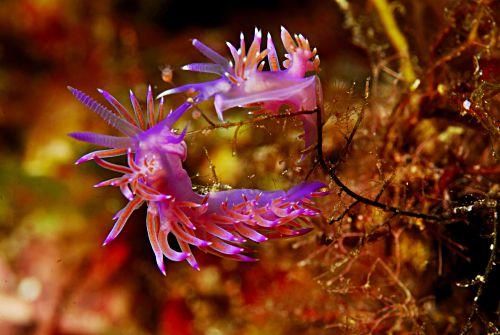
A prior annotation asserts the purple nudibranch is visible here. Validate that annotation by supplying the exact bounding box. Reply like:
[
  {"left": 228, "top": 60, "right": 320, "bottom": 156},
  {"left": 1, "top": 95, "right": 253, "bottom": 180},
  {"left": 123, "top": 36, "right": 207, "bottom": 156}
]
[
  {"left": 69, "top": 86, "right": 326, "bottom": 275},
  {"left": 157, "top": 26, "right": 323, "bottom": 151}
]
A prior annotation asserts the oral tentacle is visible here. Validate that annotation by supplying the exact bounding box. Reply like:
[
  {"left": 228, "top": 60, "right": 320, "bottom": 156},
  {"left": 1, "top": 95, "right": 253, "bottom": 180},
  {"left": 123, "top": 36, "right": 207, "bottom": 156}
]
[
  {"left": 69, "top": 132, "right": 132, "bottom": 149},
  {"left": 68, "top": 86, "right": 141, "bottom": 137}
]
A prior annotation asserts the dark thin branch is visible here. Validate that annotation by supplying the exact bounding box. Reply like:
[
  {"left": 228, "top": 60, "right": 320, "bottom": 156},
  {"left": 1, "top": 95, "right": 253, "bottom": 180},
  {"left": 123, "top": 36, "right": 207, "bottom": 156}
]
[
  {"left": 305, "top": 160, "right": 320, "bottom": 181},
  {"left": 329, "top": 173, "right": 396, "bottom": 224},
  {"left": 232, "top": 125, "right": 242, "bottom": 156},
  {"left": 459, "top": 206, "right": 498, "bottom": 335},
  {"left": 329, "top": 200, "right": 360, "bottom": 224},
  {"left": 187, "top": 110, "right": 316, "bottom": 135},
  {"left": 203, "top": 147, "right": 219, "bottom": 186},
  {"left": 374, "top": 173, "right": 394, "bottom": 202},
  {"left": 315, "top": 106, "right": 446, "bottom": 222},
  {"left": 198, "top": 107, "right": 216, "bottom": 126},
  {"left": 333, "top": 80, "right": 368, "bottom": 168}
]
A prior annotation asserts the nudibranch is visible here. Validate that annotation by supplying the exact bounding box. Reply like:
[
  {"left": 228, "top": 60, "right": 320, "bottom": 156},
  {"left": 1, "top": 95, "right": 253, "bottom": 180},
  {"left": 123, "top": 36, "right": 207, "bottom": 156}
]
[
  {"left": 157, "top": 27, "right": 322, "bottom": 151},
  {"left": 69, "top": 87, "right": 326, "bottom": 275}
]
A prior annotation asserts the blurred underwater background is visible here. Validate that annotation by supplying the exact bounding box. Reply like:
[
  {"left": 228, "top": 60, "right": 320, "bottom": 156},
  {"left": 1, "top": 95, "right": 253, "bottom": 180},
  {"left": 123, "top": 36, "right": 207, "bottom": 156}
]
[{"left": 0, "top": 0, "right": 498, "bottom": 334}]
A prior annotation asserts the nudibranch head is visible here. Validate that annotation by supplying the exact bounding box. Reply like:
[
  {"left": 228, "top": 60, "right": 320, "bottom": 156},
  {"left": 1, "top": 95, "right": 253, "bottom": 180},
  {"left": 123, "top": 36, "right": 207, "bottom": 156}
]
[{"left": 68, "top": 86, "right": 195, "bottom": 274}]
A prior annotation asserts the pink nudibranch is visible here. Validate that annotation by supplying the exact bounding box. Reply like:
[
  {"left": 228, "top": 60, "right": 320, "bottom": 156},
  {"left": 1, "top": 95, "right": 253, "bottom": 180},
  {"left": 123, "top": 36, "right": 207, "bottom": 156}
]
[
  {"left": 69, "top": 86, "right": 326, "bottom": 275},
  {"left": 157, "top": 26, "right": 323, "bottom": 151}
]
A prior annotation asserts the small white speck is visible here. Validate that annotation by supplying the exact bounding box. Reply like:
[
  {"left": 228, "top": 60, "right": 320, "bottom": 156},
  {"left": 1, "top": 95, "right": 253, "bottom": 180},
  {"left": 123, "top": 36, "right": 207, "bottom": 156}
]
[
  {"left": 18, "top": 277, "right": 42, "bottom": 302},
  {"left": 463, "top": 99, "right": 471, "bottom": 110}
]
